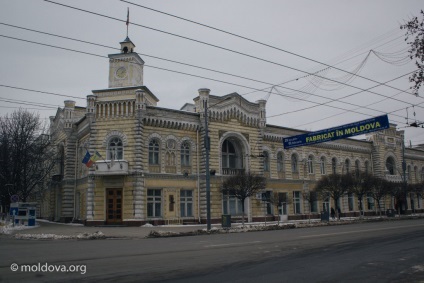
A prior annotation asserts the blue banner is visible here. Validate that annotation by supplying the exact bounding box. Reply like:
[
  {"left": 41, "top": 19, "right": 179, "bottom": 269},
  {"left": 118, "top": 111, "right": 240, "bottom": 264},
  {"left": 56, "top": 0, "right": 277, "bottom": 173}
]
[{"left": 283, "top": 115, "right": 389, "bottom": 149}]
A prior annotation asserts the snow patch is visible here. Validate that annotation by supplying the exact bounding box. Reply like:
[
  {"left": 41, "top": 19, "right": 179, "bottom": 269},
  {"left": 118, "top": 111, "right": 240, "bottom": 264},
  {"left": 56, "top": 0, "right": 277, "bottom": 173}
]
[
  {"left": 14, "top": 231, "right": 106, "bottom": 240},
  {"left": 0, "top": 222, "right": 38, "bottom": 235}
]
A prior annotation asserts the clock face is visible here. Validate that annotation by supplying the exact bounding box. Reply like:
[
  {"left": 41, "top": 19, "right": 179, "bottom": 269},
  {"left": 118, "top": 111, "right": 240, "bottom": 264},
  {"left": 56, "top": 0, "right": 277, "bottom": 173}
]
[{"left": 115, "top": 67, "right": 127, "bottom": 79}]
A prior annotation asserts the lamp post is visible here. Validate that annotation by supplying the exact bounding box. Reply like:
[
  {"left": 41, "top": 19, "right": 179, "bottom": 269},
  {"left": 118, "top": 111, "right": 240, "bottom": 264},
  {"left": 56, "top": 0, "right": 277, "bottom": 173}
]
[{"left": 204, "top": 96, "right": 231, "bottom": 231}]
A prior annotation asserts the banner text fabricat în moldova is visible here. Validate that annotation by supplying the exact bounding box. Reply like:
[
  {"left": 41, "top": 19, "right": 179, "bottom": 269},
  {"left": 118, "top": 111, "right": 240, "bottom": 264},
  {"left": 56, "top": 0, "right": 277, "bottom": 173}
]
[{"left": 283, "top": 115, "right": 390, "bottom": 149}]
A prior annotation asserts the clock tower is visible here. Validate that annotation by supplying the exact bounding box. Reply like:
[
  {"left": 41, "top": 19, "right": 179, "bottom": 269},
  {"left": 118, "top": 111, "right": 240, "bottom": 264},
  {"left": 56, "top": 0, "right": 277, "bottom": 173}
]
[{"left": 108, "top": 37, "right": 144, "bottom": 88}]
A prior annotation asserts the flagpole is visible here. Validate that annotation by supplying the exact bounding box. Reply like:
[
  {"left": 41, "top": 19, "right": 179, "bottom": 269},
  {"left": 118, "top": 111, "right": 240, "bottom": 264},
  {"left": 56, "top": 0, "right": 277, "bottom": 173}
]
[{"left": 126, "top": 8, "right": 129, "bottom": 37}]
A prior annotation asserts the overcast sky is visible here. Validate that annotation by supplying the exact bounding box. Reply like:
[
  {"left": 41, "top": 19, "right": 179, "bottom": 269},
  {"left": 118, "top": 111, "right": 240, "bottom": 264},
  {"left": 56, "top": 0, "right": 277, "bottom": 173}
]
[{"left": 1, "top": 0, "right": 424, "bottom": 144}]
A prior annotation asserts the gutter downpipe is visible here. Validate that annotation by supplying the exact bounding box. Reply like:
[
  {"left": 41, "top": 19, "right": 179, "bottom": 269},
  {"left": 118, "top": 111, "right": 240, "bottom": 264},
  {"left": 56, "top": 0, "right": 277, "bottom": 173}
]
[
  {"left": 197, "top": 129, "right": 201, "bottom": 224},
  {"left": 73, "top": 139, "right": 78, "bottom": 222}
]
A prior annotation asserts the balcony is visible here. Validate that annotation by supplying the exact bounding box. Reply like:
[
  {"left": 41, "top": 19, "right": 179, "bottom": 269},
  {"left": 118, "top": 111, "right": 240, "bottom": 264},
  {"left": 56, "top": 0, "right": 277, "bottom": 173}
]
[
  {"left": 385, "top": 174, "right": 403, "bottom": 183},
  {"left": 222, "top": 168, "right": 245, "bottom": 175},
  {"left": 95, "top": 160, "right": 128, "bottom": 175}
]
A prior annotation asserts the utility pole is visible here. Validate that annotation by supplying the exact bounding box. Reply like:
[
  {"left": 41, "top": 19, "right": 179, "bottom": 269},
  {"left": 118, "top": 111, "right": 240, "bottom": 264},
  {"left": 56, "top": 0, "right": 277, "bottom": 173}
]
[{"left": 402, "top": 137, "right": 408, "bottom": 212}]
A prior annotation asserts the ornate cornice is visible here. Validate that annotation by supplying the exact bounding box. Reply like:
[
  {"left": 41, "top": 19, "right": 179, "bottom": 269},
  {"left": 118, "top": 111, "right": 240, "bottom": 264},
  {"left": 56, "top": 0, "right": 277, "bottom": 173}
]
[{"left": 143, "top": 117, "right": 199, "bottom": 131}]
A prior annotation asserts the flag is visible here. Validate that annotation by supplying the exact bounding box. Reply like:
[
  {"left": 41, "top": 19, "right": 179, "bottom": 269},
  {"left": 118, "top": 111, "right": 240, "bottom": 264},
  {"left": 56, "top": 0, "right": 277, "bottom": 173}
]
[
  {"left": 86, "top": 151, "right": 101, "bottom": 167},
  {"left": 126, "top": 8, "right": 129, "bottom": 26},
  {"left": 82, "top": 151, "right": 91, "bottom": 167}
]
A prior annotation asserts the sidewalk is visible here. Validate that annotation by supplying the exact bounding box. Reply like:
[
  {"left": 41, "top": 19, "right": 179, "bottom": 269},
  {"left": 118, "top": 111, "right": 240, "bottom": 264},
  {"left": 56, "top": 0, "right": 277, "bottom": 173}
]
[
  {"left": 1, "top": 220, "right": 213, "bottom": 239},
  {"left": 2, "top": 214, "right": 423, "bottom": 240}
]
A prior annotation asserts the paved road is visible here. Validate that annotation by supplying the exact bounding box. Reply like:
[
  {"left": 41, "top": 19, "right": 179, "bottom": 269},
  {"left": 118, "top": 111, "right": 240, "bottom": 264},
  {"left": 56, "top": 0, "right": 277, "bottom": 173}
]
[{"left": 1, "top": 219, "right": 424, "bottom": 282}]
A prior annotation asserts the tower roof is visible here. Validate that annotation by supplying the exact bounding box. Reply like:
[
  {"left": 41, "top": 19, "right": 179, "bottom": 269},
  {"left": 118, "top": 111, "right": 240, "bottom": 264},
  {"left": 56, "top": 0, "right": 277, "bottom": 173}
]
[{"left": 120, "top": 36, "right": 135, "bottom": 46}]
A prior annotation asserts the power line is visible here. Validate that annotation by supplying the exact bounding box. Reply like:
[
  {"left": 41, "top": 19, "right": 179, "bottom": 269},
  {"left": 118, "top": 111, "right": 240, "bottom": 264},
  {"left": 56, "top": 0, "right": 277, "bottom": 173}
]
[
  {"left": 293, "top": 87, "right": 424, "bottom": 129},
  {"left": 0, "top": 34, "right": 412, "bottom": 126},
  {"left": 0, "top": 84, "right": 85, "bottom": 100},
  {"left": 121, "top": 0, "right": 416, "bottom": 97},
  {"left": 0, "top": 22, "right": 280, "bottom": 87},
  {"left": 267, "top": 70, "right": 416, "bottom": 119},
  {"left": 2, "top": 21, "right": 411, "bottom": 119},
  {"left": 43, "top": 0, "right": 418, "bottom": 104},
  {"left": 240, "top": 33, "right": 406, "bottom": 98},
  {"left": 0, "top": 98, "right": 58, "bottom": 109}
]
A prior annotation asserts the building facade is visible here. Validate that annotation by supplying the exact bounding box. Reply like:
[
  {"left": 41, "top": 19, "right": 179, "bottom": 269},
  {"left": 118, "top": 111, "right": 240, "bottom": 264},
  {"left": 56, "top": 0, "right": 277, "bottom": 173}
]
[{"left": 46, "top": 37, "right": 424, "bottom": 225}]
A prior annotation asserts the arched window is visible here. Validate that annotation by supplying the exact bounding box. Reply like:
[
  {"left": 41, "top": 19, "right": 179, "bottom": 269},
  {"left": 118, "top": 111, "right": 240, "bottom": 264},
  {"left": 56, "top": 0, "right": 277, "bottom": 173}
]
[
  {"left": 365, "top": 161, "right": 370, "bottom": 174},
  {"left": 421, "top": 167, "right": 424, "bottom": 182},
  {"left": 307, "top": 155, "right": 314, "bottom": 174},
  {"left": 386, "top": 157, "right": 395, "bottom": 175},
  {"left": 345, "top": 159, "right": 350, "bottom": 174},
  {"left": 291, "top": 154, "right": 298, "bottom": 173},
  {"left": 149, "top": 139, "right": 160, "bottom": 165},
  {"left": 332, "top": 157, "right": 337, "bottom": 174},
  {"left": 222, "top": 140, "right": 237, "bottom": 169},
  {"left": 263, "top": 151, "right": 270, "bottom": 172},
  {"left": 107, "top": 137, "right": 123, "bottom": 160},
  {"left": 415, "top": 166, "right": 418, "bottom": 182},
  {"left": 277, "top": 152, "right": 284, "bottom": 172},
  {"left": 320, "top": 156, "right": 326, "bottom": 175},
  {"left": 355, "top": 160, "right": 360, "bottom": 177},
  {"left": 407, "top": 165, "right": 412, "bottom": 181},
  {"left": 181, "top": 141, "right": 191, "bottom": 166}
]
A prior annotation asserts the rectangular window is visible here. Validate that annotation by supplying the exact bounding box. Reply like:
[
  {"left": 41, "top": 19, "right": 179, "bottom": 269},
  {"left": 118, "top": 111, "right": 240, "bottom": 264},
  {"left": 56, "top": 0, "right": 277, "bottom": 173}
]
[
  {"left": 278, "top": 192, "right": 288, "bottom": 215},
  {"left": 418, "top": 194, "right": 422, "bottom": 209},
  {"left": 293, "top": 191, "right": 301, "bottom": 214},
  {"left": 310, "top": 192, "right": 318, "bottom": 213},
  {"left": 223, "top": 193, "right": 242, "bottom": 215},
  {"left": 322, "top": 192, "right": 330, "bottom": 212},
  {"left": 265, "top": 191, "right": 273, "bottom": 214},
  {"left": 180, "top": 190, "right": 193, "bottom": 217},
  {"left": 367, "top": 193, "right": 374, "bottom": 210},
  {"left": 348, "top": 193, "right": 354, "bottom": 211},
  {"left": 147, "top": 189, "right": 162, "bottom": 217}
]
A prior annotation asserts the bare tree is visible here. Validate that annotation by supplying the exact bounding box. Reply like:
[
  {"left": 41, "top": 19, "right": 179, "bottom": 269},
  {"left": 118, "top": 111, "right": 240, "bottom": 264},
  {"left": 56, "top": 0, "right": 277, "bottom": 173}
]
[
  {"left": 302, "top": 190, "right": 318, "bottom": 222},
  {"left": 407, "top": 182, "right": 424, "bottom": 214},
  {"left": 349, "top": 172, "right": 373, "bottom": 217},
  {"left": 221, "top": 171, "right": 267, "bottom": 227},
  {"left": 400, "top": 10, "right": 424, "bottom": 95},
  {"left": 369, "top": 176, "right": 391, "bottom": 216},
  {"left": 315, "top": 173, "right": 353, "bottom": 219},
  {"left": 0, "top": 109, "right": 56, "bottom": 208},
  {"left": 389, "top": 182, "right": 408, "bottom": 215}
]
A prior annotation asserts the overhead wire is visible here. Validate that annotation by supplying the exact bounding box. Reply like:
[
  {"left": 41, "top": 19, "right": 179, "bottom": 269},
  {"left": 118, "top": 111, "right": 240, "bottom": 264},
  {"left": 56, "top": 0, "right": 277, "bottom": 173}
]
[
  {"left": 2, "top": 4, "right": 420, "bottom": 129},
  {"left": 0, "top": 34, "right": 413, "bottom": 127},
  {"left": 119, "top": 0, "right": 416, "bottom": 97},
  {"left": 0, "top": 26, "right": 414, "bottom": 114},
  {"left": 42, "top": 0, "right": 418, "bottom": 102}
]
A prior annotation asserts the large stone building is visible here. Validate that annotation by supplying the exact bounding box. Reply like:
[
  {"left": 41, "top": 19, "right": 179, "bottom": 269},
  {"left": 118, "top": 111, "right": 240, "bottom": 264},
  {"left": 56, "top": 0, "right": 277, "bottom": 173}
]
[{"left": 45, "top": 36, "right": 424, "bottom": 225}]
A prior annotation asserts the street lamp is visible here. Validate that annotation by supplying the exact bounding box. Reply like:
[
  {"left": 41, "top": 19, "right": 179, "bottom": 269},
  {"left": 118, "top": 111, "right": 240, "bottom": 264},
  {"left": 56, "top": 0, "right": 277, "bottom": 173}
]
[{"left": 204, "top": 95, "right": 231, "bottom": 231}]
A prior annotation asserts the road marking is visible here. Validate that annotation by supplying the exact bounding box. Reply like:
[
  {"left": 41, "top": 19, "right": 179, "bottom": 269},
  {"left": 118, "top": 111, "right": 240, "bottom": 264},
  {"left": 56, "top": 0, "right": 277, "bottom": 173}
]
[
  {"left": 205, "top": 240, "right": 262, "bottom": 248},
  {"left": 300, "top": 223, "right": 424, "bottom": 238}
]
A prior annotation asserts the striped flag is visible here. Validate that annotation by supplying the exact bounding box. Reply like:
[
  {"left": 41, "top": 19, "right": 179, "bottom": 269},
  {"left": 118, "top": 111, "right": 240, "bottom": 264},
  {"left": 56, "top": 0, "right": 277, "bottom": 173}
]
[
  {"left": 86, "top": 151, "right": 101, "bottom": 167},
  {"left": 82, "top": 151, "right": 91, "bottom": 167}
]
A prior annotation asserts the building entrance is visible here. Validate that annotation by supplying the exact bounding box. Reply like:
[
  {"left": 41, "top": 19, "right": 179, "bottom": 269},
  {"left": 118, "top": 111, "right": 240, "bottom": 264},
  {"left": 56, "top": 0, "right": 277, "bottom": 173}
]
[{"left": 106, "top": 188, "right": 122, "bottom": 224}]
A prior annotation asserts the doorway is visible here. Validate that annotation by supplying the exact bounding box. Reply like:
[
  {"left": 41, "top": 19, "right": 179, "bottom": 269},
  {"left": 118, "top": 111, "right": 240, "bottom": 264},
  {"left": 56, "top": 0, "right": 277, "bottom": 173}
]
[{"left": 106, "top": 188, "right": 122, "bottom": 224}]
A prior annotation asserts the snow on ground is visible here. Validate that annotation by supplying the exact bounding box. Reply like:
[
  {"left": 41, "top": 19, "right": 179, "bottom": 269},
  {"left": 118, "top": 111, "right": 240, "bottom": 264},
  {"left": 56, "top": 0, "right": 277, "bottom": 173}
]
[
  {"left": 0, "top": 221, "right": 38, "bottom": 235},
  {"left": 14, "top": 231, "right": 106, "bottom": 240}
]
